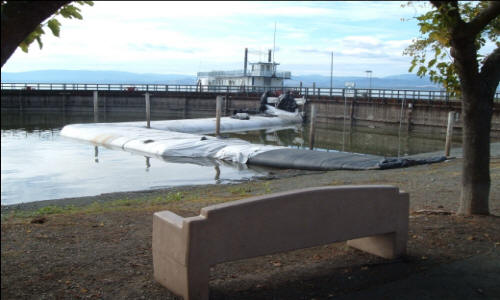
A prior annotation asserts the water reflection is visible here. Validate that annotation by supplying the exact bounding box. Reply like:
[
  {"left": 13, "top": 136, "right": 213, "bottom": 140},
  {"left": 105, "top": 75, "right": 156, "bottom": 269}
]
[
  {"left": 94, "top": 146, "right": 99, "bottom": 163},
  {"left": 214, "top": 165, "right": 221, "bottom": 183},
  {"left": 89, "top": 141, "right": 266, "bottom": 178},
  {"left": 1, "top": 129, "right": 272, "bottom": 205}
]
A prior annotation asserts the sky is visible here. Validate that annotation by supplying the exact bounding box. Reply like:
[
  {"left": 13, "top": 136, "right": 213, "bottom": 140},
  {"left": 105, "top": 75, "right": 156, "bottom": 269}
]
[{"left": 1, "top": 1, "right": 444, "bottom": 77}]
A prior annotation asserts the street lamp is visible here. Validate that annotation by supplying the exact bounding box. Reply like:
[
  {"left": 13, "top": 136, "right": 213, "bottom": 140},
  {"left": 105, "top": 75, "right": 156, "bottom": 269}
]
[
  {"left": 365, "top": 70, "right": 373, "bottom": 89},
  {"left": 365, "top": 70, "right": 373, "bottom": 98}
]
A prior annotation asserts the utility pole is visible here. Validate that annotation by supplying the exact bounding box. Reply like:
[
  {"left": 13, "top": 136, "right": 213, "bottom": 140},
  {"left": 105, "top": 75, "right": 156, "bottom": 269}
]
[
  {"left": 272, "top": 21, "right": 277, "bottom": 76},
  {"left": 330, "top": 51, "right": 333, "bottom": 96},
  {"left": 272, "top": 22, "right": 276, "bottom": 64}
]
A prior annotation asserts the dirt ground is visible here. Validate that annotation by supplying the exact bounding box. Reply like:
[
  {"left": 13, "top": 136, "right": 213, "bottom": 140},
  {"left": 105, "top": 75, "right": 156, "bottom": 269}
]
[{"left": 2, "top": 157, "right": 500, "bottom": 299}]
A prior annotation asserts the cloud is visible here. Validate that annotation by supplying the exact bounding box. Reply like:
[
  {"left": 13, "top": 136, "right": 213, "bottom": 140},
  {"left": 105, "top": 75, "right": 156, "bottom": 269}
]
[
  {"left": 297, "top": 48, "right": 332, "bottom": 55},
  {"left": 1, "top": 1, "right": 429, "bottom": 77},
  {"left": 341, "top": 36, "right": 382, "bottom": 48}
]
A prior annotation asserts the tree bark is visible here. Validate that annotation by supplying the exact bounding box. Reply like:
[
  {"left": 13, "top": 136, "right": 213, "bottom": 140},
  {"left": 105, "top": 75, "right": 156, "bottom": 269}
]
[
  {"left": 458, "top": 47, "right": 499, "bottom": 215},
  {"left": 450, "top": 33, "right": 498, "bottom": 215},
  {"left": 1, "top": 1, "right": 70, "bottom": 68},
  {"left": 458, "top": 86, "right": 493, "bottom": 215}
]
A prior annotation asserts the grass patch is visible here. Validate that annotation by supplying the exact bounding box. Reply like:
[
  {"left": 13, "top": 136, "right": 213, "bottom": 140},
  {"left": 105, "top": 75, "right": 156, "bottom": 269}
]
[
  {"left": 151, "top": 192, "right": 184, "bottom": 204},
  {"left": 228, "top": 185, "right": 252, "bottom": 196},
  {"left": 1, "top": 191, "right": 187, "bottom": 222},
  {"left": 262, "top": 181, "right": 272, "bottom": 193}
]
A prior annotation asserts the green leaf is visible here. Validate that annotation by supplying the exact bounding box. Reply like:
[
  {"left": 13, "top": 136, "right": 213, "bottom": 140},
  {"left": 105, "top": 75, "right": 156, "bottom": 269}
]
[
  {"left": 35, "top": 36, "right": 43, "bottom": 50},
  {"left": 417, "top": 66, "right": 427, "bottom": 76},
  {"left": 47, "top": 19, "right": 61, "bottom": 37},
  {"left": 437, "top": 62, "right": 448, "bottom": 69},
  {"left": 435, "top": 46, "right": 441, "bottom": 56},
  {"left": 59, "top": 5, "right": 83, "bottom": 19},
  {"left": 428, "top": 59, "right": 437, "bottom": 68}
]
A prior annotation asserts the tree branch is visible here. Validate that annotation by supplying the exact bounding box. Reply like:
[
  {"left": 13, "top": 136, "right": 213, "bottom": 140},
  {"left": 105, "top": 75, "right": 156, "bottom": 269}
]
[
  {"left": 429, "top": 1, "right": 464, "bottom": 32},
  {"left": 468, "top": 1, "right": 500, "bottom": 37},
  {"left": 480, "top": 47, "right": 500, "bottom": 91},
  {"left": 1, "top": 1, "right": 71, "bottom": 68}
]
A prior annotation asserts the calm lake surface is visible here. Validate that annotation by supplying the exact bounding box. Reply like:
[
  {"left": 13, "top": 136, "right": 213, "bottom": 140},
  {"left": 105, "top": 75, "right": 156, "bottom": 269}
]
[{"left": 1, "top": 111, "right": 456, "bottom": 205}]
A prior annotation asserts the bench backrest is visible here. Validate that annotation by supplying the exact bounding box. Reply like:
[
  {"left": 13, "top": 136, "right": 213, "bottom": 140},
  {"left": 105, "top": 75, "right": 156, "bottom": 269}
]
[{"left": 184, "top": 185, "right": 408, "bottom": 266}]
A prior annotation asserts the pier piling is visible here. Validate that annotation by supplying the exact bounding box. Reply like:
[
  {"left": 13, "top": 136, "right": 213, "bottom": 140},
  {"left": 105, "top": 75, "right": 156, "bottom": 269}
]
[
  {"left": 444, "top": 111, "right": 455, "bottom": 156},
  {"left": 309, "top": 104, "right": 316, "bottom": 150},
  {"left": 93, "top": 91, "right": 98, "bottom": 122},
  {"left": 216, "top": 96, "right": 223, "bottom": 137},
  {"left": 145, "top": 93, "right": 151, "bottom": 128}
]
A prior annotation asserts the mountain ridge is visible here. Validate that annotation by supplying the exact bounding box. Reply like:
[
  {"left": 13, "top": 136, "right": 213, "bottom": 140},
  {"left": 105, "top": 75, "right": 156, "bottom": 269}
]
[{"left": 1, "top": 69, "right": 445, "bottom": 90}]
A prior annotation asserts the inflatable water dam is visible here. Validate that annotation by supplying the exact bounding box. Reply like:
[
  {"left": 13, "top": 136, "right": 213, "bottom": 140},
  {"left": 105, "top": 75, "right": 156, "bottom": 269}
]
[{"left": 61, "top": 103, "right": 446, "bottom": 170}]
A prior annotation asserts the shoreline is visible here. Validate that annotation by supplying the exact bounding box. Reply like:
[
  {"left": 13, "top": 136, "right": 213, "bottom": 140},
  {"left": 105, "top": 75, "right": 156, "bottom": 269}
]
[
  {"left": 3, "top": 142, "right": 500, "bottom": 215},
  {"left": 0, "top": 168, "right": 319, "bottom": 214}
]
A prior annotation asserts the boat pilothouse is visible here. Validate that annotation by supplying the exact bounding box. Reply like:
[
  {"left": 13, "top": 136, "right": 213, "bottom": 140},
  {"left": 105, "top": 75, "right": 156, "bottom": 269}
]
[{"left": 197, "top": 48, "right": 291, "bottom": 91}]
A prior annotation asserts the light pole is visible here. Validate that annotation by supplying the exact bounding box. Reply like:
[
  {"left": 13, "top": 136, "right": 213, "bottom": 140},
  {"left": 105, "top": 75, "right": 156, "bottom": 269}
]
[
  {"left": 330, "top": 51, "right": 333, "bottom": 96},
  {"left": 365, "top": 70, "right": 372, "bottom": 98}
]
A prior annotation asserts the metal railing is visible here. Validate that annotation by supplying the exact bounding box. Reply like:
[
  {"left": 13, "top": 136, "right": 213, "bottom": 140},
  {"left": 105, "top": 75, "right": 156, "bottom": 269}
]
[
  {"left": 2, "top": 83, "right": 499, "bottom": 102},
  {"left": 197, "top": 70, "right": 291, "bottom": 79}
]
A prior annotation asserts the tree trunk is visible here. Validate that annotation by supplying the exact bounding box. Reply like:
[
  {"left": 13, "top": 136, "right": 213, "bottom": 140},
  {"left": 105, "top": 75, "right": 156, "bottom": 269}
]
[
  {"left": 458, "top": 88, "right": 492, "bottom": 215},
  {"left": 450, "top": 31, "right": 496, "bottom": 215}
]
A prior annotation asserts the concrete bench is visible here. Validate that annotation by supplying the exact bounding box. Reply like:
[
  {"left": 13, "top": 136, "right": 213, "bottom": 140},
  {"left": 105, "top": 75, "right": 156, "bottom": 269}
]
[{"left": 153, "top": 185, "right": 409, "bottom": 300}]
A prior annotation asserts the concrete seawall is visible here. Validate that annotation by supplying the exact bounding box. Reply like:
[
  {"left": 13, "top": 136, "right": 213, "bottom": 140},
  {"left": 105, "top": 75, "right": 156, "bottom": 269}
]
[{"left": 2, "top": 90, "right": 499, "bottom": 137}]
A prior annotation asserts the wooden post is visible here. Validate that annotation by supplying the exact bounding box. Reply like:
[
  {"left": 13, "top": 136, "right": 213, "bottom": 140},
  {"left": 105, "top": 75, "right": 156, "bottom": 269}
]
[
  {"left": 93, "top": 91, "right": 98, "bottom": 122},
  {"left": 406, "top": 103, "right": 413, "bottom": 132},
  {"left": 183, "top": 98, "right": 188, "bottom": 119},
  {"left": 19, "top": 95, "right": 23, "bottom": 112},
  {"left": 444, "top": 111, "right": 455, "bottom": 157},
  {"left": 216, "top": 96, "right": 223, "bottom": 137},
  {"left": 349, "top": 97, "right": 355, "bottom": 127},
  {"left": 145, "top": 93, "right": 151, "bottom": 128},
  {"left": 312, "top": 82, "right": 316, "bottom": 96},
  {"left": 397, "top": 98, "right": 406, "bottom": 158},
  {"left": 343, "top": 91, "right": 348, "bottom": 151},
  {"left": 224, "top": 95, "right": 229, "bottom": 114},
  {"left": 308, "top": 104, "right": 316, "bottom": 150}
]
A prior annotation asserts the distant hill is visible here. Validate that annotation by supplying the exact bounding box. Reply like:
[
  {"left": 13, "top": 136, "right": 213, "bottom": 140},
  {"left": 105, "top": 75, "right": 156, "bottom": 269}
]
[
  {"left": 1, "top": 69, "right": 445, "bottom": 90},
  {"left": 288, "top": 74, "right": 442, "bottom": 90},
  {"left": 1, "top": 70, "right": 197, "bottom": 85}
]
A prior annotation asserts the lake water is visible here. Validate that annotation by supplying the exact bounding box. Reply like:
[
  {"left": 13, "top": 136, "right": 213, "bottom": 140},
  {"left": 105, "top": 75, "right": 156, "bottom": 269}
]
[{"left": 1, "top": 111, "right": 455, "bottom": 205}]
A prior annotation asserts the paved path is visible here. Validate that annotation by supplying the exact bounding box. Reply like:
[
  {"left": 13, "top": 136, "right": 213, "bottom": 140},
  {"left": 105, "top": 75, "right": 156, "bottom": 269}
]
[{"left": 337, "top": 250, "right": 500, "bottom": 300}]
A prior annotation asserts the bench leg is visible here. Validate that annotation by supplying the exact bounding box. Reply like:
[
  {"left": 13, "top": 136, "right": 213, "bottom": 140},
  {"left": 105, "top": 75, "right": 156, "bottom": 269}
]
[
  {"left": 154, "top": 255, "right": 209, "bottom": 300},
  {"left": 347, "top": 232, "right": 407, "bottom": 259}
]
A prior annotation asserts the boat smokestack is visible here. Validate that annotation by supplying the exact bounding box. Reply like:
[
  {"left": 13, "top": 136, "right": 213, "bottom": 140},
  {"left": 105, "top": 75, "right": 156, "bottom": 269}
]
[
  {"left": 244, "top": 48, "right": 248, "bottom": 76},
  {"left": 268, "top": 49, "right": 272, "bottom": 63}
]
